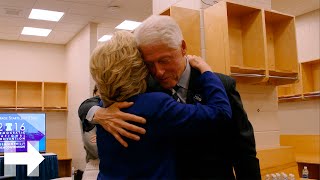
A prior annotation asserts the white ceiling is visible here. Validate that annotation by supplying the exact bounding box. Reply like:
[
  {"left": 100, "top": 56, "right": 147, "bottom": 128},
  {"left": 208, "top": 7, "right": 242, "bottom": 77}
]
[
  {"left": 0, "top": 0, "right": 318, "bottom": 45},
  {"left": 0, "top": 0, "right": 152, "bottom": 44},
  {"left": 271, "top": 0, "right": 319, "bottom": 16}
]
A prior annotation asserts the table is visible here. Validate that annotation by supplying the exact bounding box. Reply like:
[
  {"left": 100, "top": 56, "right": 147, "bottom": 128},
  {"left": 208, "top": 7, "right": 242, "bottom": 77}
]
[{"left": 0, "top": 153, "right": 59, "bottom": 180}]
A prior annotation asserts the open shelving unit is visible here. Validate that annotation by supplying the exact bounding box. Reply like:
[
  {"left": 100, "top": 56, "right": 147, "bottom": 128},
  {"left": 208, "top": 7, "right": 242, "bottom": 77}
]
[
  {"left": 44, "top": 82, "right": 68, "bottom": 111},
  {"left": 278, "top": 59, "right": 319, "bottom": 102},
  {"left": 160, "top": 6, "right": 201, "bottom": 56},
  {"left": 264, "top": 10, "right": 299, "bottom": 85},
  {"left": 0, "top": 80, "right": 68, "bottom": 111},
  {"left": 204, "top": 1, "right": 267, "bottom": 84},
  {"left": 301, "top": 59, "right": 320, "bottom": 99},
  {"left": 0, "top": 80, "right": 16, "bottom": 109},
  {"left": 204, "top": 1, "right": 299, "bottom": 85},
  {"left": 17, "top": 81, "right": 42, "bottom": 110}
]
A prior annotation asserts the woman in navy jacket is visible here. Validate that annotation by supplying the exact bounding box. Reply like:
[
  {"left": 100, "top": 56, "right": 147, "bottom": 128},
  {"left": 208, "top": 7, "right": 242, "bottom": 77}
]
[{"left": 90, "top": 30, "right": 231, "bottom": 180}]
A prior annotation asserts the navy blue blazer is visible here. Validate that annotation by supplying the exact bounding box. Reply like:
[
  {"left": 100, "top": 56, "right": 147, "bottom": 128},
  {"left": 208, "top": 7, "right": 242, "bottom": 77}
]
[{"left": 96, "top": 72, "right": 232, "bottom": 180}]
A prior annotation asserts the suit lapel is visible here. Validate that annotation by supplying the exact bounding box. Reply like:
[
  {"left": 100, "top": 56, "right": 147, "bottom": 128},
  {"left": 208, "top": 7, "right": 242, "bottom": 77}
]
[{"left": 186, "top": 67, "right": 202, "bottom": 104}]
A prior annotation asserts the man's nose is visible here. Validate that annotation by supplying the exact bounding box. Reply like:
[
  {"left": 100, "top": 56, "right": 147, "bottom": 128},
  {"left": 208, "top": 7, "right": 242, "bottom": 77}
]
[{"left": 154, "top": 64, "right": 165, "bottom": 78}]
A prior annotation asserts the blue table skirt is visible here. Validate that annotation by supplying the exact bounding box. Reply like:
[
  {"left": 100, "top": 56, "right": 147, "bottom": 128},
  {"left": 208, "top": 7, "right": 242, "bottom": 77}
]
[{"left": 0, "top": 153, "right": 58, "bottom": 180}]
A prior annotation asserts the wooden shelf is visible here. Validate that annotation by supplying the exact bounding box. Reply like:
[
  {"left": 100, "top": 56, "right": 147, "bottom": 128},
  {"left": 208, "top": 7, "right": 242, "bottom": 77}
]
[
  {"left": 278, "top": 59, "right": 320, "bottom": 102},
  {"left": 204, "top": 2, "right": 300, "bottom": 85},
  {"left": 0, "top": 80, "right": 68, "bottom": 111},
  {"left": 44, "top": 82, "right": 68, "bottom": 110},
  {"left": 17, "top": 81, "right": 42, "bottom": 108},
  {"left": 0, "top": 80, "right": 16, "bottom": 108},
  {"left": 160, "top": 6, "right": 200, "bottom": 56},
  {"left": 265, "top": 10, "right": 299, "bottom": 85},
  {"left": 257, "top": 146, "right": 299, "bottom": 179},
  {"left": 301, "top": 59, "right": 320, "bottom": 96},
  {"left": 204, "top": 1, "right": 267, "bottom": 84}
]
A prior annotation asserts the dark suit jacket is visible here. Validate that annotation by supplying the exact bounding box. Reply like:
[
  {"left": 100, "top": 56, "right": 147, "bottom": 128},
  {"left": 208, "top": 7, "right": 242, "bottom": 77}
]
[
  {"left": 148, "top": 68, "right": 261, "bottom": 180},
  {"left": 183, "top": 68, "right": 261, "bottom": 180},
  {"left": 96, "top": 72, "right": 232, "bottom": 179}
]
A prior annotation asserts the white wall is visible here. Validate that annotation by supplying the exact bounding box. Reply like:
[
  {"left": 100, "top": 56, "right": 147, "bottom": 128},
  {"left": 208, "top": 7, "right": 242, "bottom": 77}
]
[
  {"left": 295, "top": 9, "right": 320, "bottom": 62},
  {"left": 278, "top": 9, "right": 320, "bottom": 136},
  {"left": 279, "top": 99, "right": 320, "bottom": 135},
  {"left": 0, "top": 40, "right": 67, "bottom": 139},
  {"left": 65, "top": 23, "right": 97, "bottom": 170},
  {"left": 0, "top": 40, "right": 66, "bottom": 81}
]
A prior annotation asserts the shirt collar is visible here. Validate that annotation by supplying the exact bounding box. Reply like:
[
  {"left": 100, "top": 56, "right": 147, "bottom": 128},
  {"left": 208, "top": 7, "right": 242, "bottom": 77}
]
[{"left": 177, "top": 56, "right": 191, "bottom": 90}]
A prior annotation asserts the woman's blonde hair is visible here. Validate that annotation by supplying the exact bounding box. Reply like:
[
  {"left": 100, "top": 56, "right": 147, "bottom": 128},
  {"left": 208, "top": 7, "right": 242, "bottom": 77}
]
[{"left": 90, "top": 30, "right": 148, "bottom": 107}]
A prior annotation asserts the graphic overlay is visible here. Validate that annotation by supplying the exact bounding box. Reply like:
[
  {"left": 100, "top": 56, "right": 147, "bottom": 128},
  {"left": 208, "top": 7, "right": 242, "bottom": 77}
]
[
  {"left": 4, "top": 142, "right": 44, "bottom": 176},
  {"left": 0, "top": 113, "right": 46, "bottom": 177}
]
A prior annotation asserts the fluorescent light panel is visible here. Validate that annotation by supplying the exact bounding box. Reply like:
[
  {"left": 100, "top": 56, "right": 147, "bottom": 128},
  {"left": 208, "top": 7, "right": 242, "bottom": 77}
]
[
  {"left": 98, "top": 35, "right": 112, "bottom": 42},
  {"left": 115, "top": 20, "right": 142, "bottom": 31},
  {"left": 21, "top": 27, "right": 52, "bottom": 37},
  {"left": 29, "top": 9, "right": 64, "bottom": 22}
]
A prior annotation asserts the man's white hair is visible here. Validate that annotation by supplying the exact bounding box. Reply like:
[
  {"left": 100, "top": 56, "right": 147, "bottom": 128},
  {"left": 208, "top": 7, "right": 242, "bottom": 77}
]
[{"left": 134, "top": 15, "right": 183, "bottom": 50}]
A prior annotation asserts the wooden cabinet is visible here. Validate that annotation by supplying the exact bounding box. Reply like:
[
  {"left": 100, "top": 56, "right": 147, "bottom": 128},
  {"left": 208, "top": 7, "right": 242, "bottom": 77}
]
[
  {"left": 204, "top": 2, "right": 267, "bottom": 84},
  {"left": 278, "top": 59, "right": 320, "bottom": 102},
  {"left": 44, "top": 82, "right": 68, "bottom": 111},
  {"left": 204, "top": 1, "right": 299, "bottom": 85},
  {"left": 160, "top": 6, "right": 201, "bottom": 56},
  {"left": 17, "top": 81, "right": 42, "bottom": 110},
  {"left": 265, "top": 10, "right": 299, "bottom": 85},
  {"left": 301, "top": 59, "right": 320, "bottom": 99},
  {"left": 0, "top": 80, "right": 16, "bottom": 108},
  {"left": 0, "top": 80, "right": 68, "bottom": 111}
]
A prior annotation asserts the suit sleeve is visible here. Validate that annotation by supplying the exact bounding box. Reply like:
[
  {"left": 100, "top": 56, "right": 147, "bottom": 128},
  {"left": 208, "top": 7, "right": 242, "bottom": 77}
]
[
  {"left": 78, "top": 96, "right": 100, "bottom": 132},
  {"left": 149, "top": 71, "right": 232, "bottom": 136}
]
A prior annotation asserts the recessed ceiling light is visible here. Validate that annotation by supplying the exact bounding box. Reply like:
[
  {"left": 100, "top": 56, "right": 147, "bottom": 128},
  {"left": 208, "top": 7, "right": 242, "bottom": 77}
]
[
  {"left": 29, "top": 9, "right": 64, "bottom": 22},
  {"left": 115, "top": 20, "right": 142, "bottom": 31},
  {"left": 98, "top": 35, "right": 112, "bottom": 42},
  {"left": 21, "top": 27, "right": 52, "bottom": 37}
]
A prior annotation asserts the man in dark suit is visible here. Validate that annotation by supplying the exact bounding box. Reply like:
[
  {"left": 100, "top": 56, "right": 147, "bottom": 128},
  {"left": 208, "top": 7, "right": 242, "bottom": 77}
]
[{"left": 79, "top": 15, "right": 261, "bottom": 179}]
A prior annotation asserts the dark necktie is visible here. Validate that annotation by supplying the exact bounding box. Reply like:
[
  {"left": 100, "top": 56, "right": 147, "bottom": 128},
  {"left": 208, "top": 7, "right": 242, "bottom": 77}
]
[{"left": 172, "top": 85, "right": 181, "bottom": 102}]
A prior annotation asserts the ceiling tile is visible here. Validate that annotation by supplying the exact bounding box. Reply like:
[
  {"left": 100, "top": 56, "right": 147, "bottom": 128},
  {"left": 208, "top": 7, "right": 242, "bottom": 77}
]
[
  {"left": 25, "top": 19, "right": 57, "bottom": 29},
  {"left": 0, "top": 0, "right": 37, "bottom": 8},
  {"left": 57, "top": 0, "right": 112, "bottom": 7},
  {"left": 60, "top": 14, "right": 95, "bottom": 25},
  {"left": 0, "top": 16, "right": 26, "bottom": 26},
  {"left": 0, "top": 6, "right": 31, "bottom": 18},
  {"left": 68, "top": 3, "right": 108, "bottom": 16},
  {"left": 93, "top": 17, "right": 123, "bottom": 27},
  {"left": 33, "top": 0, "right": 73, "bottom": 12},
  {"left": 0, "top": 32, "right": 19, "bottom": 40},
  {"left": 19, "top": 35, "right": 47, "bottom": 43},
  {"left": 271, "top": 0, "right": 320, "bottom": 16},
  {"left": 54, "top": 22, "right": 85, "bottom": 33},
  {"left": 0, "top": 0, "right": 153, "bottom": 44},
  {"left": 45, "top": 30, "right": 75, "bottom": 44},
  {"left": 0, "top": 26, "right": 23, "bottom": 34}
]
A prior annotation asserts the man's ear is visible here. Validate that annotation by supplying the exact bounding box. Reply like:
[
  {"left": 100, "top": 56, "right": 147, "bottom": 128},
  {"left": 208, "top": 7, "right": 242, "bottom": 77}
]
[{"left": 181, "top": 40, "right": 187, "bottom": 55}]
